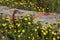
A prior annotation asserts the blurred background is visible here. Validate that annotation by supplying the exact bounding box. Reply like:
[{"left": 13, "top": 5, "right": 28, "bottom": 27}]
[{"left": 0, "top": 0, "right": 60, "bottom": 13}]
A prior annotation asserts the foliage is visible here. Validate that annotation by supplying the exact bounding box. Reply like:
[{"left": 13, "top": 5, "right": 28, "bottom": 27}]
[
  {"left": 0, "top": 13, "right": 60, "bottom": 40},
  {"left": 0, "top": 0, "right": 60, "bottom": 13}
]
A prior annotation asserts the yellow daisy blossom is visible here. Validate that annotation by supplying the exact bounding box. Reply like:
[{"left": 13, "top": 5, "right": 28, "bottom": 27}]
[
  {"left": 42, "top": 8, "right": 45, "bottom": 13},
  {"left": 58, "top": 29, "right": 60, "bottom": 32},
  {"left": 18, "top": 35, "right": 20, "bottom": 38},
  {"left": 49, "top": 29, "right": 51, "bottom": 32},
  {"left": 41, "top": 30, "right": 44, "bottom": 32},
  {"left": 51, "top": 31, "right": 55, "bottom": 35},
  {"left": 9, "top": 25, "right": 13, "bottom": 28},
  {"left": 41, "top": 26, "right": 45, "bottom": 29},
  {"left": 14, "top": 2, "right": 18, "bottom": 4},
  {"left": 39, "top": 9, "right": 40, "bottom": 11},
  {"left": 5, "top": 29, "right": 8, "bottom": 32},
  {"left": 32, "top": 19, "right": 36, "bottom": 24},
  {"left": 46, "top": 37, "right": 48, "bottom": 39},
  {"left": 6, "top": 0, "right": 9, "bottom": 1},
  {"left": 43, "top": 32, "right": 47, "bottom": 35},
  {"left": 19, "top": 2, "right": 24, "bottom": 5},
  {"left": 53, "top": 37, "right": 56, "bottom": 40},
  {"left": 1, "top": 30, "right": 3, "bottom": 33},
  {"left": 34, "top": 29, "right": 37, "bottom": 32},
  {"left": 9, "top": 27, "right": 12, "bottom": 29},
  {"left": 28, "top": 37, "right": 30, "bottom": 39},
  {"left": 6, "top": 18, "right": 10, "bottom": 21},
  {"left": 58, "top": 22, "right": 60, "bottom": 24},
  {"left": 2, "top": 23, "right": 7, "bottom": 27},
  {"left": 30, "top": 2, "right": 32, "bottom": 5},
  {"left": 18, "top": 30, "right": 20, "bottom": 33},
  {"left": 39, "top": 21, "right": 42, "bottom": 24},
  {"left": 27, "top": 14, "right": 30, "bottom": 16},
  {"left": 6, "top": 16, "right": 10, "bottom": 18},
  {"left": 32, "top": 36, "right": 34, "bottom": 40},
  {"left": 5, "top": 16, "right": 10, "bottom": 21},
  {"left": 16, "top": 23, "right": 21, "bottom": 27},
  {"left": 24, "top": 18, "right": 28, "bottom": 20},
  {"left": 28, "top": 22, "right": 31, "bottom": 25},
  {"left": 22, "top": 29, "right": 25, "bottom": 33},
  {"left": 57, "top": 36, "right": 60, "bottom": 39},
  {"left": 14, "top": 29, "right": 16, "bottom": 33}
]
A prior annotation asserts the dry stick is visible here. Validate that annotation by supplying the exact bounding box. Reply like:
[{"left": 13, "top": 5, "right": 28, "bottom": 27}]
[
  {"left": 12, "top": 10, "right": 18, "bottom": 28},
  {"left": 12, "top": 10, "right": 18, "bottom": 40}
]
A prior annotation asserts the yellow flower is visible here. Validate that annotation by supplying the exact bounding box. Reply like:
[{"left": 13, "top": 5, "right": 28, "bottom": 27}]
[
  {"left": 40, "top": 7, "right": 42, "bottom": 9},
  {"left": 14, "top": 29, "right": 16, "bottom": 33},
  {"left": 58, "top": 29, "right": 60, "bottom": 32},
  {"left": 6, "top": 16, "right": 10, "bottom": 18},
  {"left": 22, "top": 29, "right": 25, "bottom": 33},
  {"left": 43, "top": 32, "right": 47, "bottom": 35},
  {"left": 28, "top": 37, "right": 30, "bottom": 39},
  {"left": 42, "top": 8, "right": 45, "bottom": 13},
  {"left": 41, "top": 30, "right": 44, "bottom": 32},
  {"left": 2, "top": 36, "right": 5, "bottom": 39},
  {"left": 15, "top": 17, "right": 18, "bottom": 21},
  {"left": 51, "top": 31, "right": 55, "bottom": 35},
  {"left": 31, "top": 34, "right": 33, "bottom": 36},
  {"left": 53, "top": 37, "right": 56, "bottom": 40},
  {"left": 5, "top": 16, "right": 10, "bottom": 21},
  {"left": 28, "top": 17, "right": 30, "bottom": 20},
  {"left": 46, "top": 31, "right": 48, "bottom": 33},
  {"left": 46, "top": 37, "right": 48, "bottom": 39},
  {"left": 48, "top": 24, "right": 53, "bottom": 29},
  {"left": 42, "top": 8, "right": 44, "bottom": 11},
  {"left": 32, "top": 36, "right": 34, "bottom": 40},
  {"left": 9, "top": 25, "right": 13, "bottom": 28},
  {"left": 6, "top": 0, "right": 9, "bottom": 1},
  {"left": 18, "top": 35, "right": 20, "bottom": 38},
  {"left": 32, "top": 19, "right": 36, "bottom": 24},
  {"left": 40, "top": 21, "right": 42, "bottom": 24},
  {"left": 19, "top": 2, "right": 24, "bottom": 5},
  {"left": 16, "top": 23, "right": 21, "bottom": 27},
  {"left": 6, "top": 18, "right": 10, "bottom": 21},
  {"left": 41, "top": 26, "right": 45, "bottom": 29},
  {"left": 1, "top": 30, "right": 3, "bottom": 33},
  {"left": 27, "top": 14, "right": 30, "bottom": 16},
  {"left": 58, "top": 22, "right": 60, "bottom": 24},
  {"left": 2, "top": 23, "right": 6, "bottom": 27},
  {"left": 49, "top": 29, "right": 51, "bottom": 31},
  {"left": 34, "top": 8, "right": 36, "bottom": 10},
  {"left": 30, "top": 2, "right": 32, "bottom": 5},
  {"left": 44, "top": 26, "right": 47, "bottom": 29},
  {"left": 5, "top": 29, "right": 8, "bottom": 32},
  {"left": 28, "top": 22, "right": 31, "bottom": 25},
  {"left": 39, "top": 9, "right": 40, "bottom": 11},
  {"left": 21, "top": 33, "right": 23, "bottom": 35},
  {"left": 34, "top": 29, "right": 37, "bottom": 32},
  {"left": 24, "top": 5, "right": 26, "bottom": 7},
  {"left": 14, "top": 2, "right": 18, "bottom": 4},
  {"left": 24, "top": 18, "right": 28, "bottom": 20},
  {"left": 18, "top": 30, "right": 20, "bottom": 33},
  {"left": 9, "top": 27, "right": 12, "bottom": 29},
  {"left": 57, "top": 36, "right": 60, "bottom": 39},
  {"left": 28, "top": 5, "right": 30, "bottom": 7}
]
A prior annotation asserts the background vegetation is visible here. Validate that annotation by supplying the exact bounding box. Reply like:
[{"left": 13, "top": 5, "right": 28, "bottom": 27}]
[
  {"left": 0, "top": 13, "right": 60, "bottom": 40},
  {"left": 0, "top": 0, "right": 60, "bottom": 13}
]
